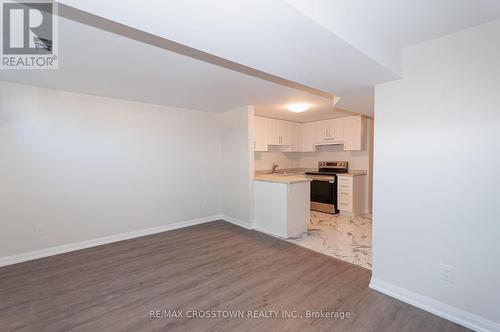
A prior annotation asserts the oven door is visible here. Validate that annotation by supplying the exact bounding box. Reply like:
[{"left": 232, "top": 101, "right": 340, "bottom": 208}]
[{"left": 310, "top": 179, "right": 336, "bottom": 214}]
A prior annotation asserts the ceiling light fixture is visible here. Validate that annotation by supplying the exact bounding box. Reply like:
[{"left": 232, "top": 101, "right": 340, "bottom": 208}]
[{"left": 287, "top": 103, "right": 311, "bottom": 113}]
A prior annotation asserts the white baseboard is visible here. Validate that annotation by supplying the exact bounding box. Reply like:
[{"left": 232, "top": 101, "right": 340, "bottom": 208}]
[
  {"left": 218, "top": 215, "right": 253, "bottom": 230},
  {"left": 0, "top": 215, "right": 219, "bottom": 268},
  {"left": 219, "top": 216, "right": 289, "bottom": 239},
  {"left": 370, "top": 278, "right": 500, "bottom": 332},
  {"left": 252, "top": 225, "right": 287, "bottom": 239}
]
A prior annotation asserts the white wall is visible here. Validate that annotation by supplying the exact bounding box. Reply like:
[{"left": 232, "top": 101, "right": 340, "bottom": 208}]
[
  {"left": 0, "top": 82, "right": 222, "bottom": 259},
  {"left": 372, "top": 19, "right": 500, "bottom": 330},
  {"left": 220, "top": 106, "right": 254, "bottom": 227}
]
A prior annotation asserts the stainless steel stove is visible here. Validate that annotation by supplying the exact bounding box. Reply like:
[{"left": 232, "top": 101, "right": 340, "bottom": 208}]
[{"left": 305, "top": 161, "right": 348, "bottom": 214}]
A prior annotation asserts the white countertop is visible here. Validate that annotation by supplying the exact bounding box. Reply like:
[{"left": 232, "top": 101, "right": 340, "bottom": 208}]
[
  {"left": 254, "top": 168, "right": 367, "bottom": 182},
  {"left": 254, "top": 173, "right": 312, "bottom": 184},
  {"left": 336, "top": 170, "right": 368, "bottom": 177}
]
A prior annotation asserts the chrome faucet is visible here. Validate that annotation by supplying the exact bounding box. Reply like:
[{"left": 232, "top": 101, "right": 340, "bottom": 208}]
[{"left": 272, "top": 162, "right": 279, "bottom": 174}]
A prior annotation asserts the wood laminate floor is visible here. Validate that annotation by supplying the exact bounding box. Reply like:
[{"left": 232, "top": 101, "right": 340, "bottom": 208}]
[{"left": 0, "top": 221, "right": 468, "bottom": 332}]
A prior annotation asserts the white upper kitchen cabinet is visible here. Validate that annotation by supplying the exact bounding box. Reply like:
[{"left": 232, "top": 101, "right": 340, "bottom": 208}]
[
  {"left": 301, "top": 122, "right": 316, "bottom": 152},
  {"left": 266, "top": 118, "right": 280, "bottom": 145},
  {"left": 330, "top": 119, "right": 344, "bottom": 140},
  {"left": 253, "top": 116, "right": 269, "bottom": 152},
  {"left": 253, "top": 115, "right": 367, "bottom": 152},
  {"left": 314, "top": 120, "right": 329, "bottom": 142},
  {"left": 314, "top": 118, "right": 344, "bottom": 143},
  {"left": 266, "top": 118, "right": 301, "bottom": 150},
  {"left": 342, "top": 116, "right": 367, "bottom": 151},
  {"left": 267, "top": 118, "right": 289, "bottom": 146},
  {"left": 283, "top": 121, "right": 302, "bottom": 152},
  {"left": 277, "top": 119, "right": 291, "bottom": 146}
]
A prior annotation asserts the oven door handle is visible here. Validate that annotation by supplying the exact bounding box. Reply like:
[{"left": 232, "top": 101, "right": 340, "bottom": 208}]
[{"left": 308, "top": 177, "right": 336, "bottom": 183}]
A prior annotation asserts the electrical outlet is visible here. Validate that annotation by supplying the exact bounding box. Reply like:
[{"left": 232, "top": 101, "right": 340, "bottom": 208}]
[
  {"left": 202, "top": 199, "right": 208, "bottom": 207},
  {"left": 33, "top": 224, "right": 45, "bottom": 235},
  {"left": 440, "top": 264, "right": 454, "bottom": 282}
]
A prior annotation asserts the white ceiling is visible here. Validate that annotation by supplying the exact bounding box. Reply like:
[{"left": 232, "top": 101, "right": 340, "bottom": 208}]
[
  {"left": 3, "top": 1, "right": 500, "bottom": 120},
  {"left": 254, "top": 104, "right": 353, "bottom": 123},
  {"left": 54, "top": 0, "right": 500, "bottom": 115},
  {"left": 288, "top": 0, "right": 500, "bottom": 75},
  {"left": 55, "top": 0, "right": 398, "bottom": 115},
  {"left": 0, "top": 15, "right": 345, "bottom": 122}
]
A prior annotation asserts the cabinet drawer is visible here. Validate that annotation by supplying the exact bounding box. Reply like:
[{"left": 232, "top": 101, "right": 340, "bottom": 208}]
[
  {"left": 338, "top": 176, "right": 353, "bottom": 184},
  {"left": 338, "top": 199, "right": 353, "bottom": 212},
  {"left": 338, "top": 183, "right": 353, "bottom": 191},
  {"left": 338, "top": 190, "right": 352, "bottom": 199}
]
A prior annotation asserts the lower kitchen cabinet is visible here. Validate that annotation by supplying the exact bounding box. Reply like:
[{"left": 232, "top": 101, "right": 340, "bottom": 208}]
[
  {"left": 337, "top": 174, "right": 366, "bottom": 217},
  {"left": 254, "top": 180, "right": 310, "bottom": 238}
]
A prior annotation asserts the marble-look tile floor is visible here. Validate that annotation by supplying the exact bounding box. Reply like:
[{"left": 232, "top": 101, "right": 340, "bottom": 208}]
[{"left": 288, "top": 211, "right": 372, "bottom": 270}]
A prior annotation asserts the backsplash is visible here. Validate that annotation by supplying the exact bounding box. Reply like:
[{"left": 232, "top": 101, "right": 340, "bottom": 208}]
[{"left": 254, "top": 146, "right": 301, "bottom": 170}]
